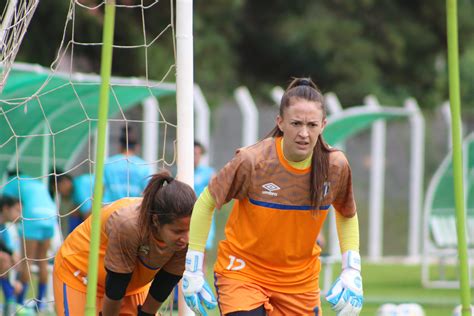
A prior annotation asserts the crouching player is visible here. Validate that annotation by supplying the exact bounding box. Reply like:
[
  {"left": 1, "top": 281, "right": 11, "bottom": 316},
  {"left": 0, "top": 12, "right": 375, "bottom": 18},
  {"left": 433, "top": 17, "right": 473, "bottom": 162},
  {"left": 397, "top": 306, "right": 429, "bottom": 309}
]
[{"left": 53, "top": 171, "right": 196, "bottom": 315}]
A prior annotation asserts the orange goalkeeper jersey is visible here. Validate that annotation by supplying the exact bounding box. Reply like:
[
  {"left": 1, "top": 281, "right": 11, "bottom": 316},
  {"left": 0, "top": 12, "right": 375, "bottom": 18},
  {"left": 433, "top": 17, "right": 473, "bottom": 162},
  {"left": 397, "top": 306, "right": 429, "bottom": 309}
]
[
  {"left": 54, "top": 198, "right": 186, "bottom": 296},
  {"left": 209, "top": 137, "right": 356, "bottom": 293}
]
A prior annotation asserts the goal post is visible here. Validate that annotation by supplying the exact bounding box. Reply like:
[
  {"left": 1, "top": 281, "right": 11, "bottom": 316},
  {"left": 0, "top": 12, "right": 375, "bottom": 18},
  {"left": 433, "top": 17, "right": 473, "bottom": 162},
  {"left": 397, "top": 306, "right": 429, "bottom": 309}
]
[
  {"left": 176, "top": 0, "right": 195, "bottom": 314},
  {"left": 85, "top": 1, "right": 116, "bottom": 315},
  {"left": 0, "top": 0, "right": 195, "bottom": 314}
]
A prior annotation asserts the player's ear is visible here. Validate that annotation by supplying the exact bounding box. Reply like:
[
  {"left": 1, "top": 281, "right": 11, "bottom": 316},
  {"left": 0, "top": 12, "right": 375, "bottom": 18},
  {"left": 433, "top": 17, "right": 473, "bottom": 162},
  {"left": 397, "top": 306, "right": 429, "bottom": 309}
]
[
  {"left": 320, "top": 118, "right": 327, "bottom": 134},
  {"left": 152, "top": 214, "right": 160, "bottom": 228},
  {"left": 276, "top": 115, "right": 284, "bottom": 132}
]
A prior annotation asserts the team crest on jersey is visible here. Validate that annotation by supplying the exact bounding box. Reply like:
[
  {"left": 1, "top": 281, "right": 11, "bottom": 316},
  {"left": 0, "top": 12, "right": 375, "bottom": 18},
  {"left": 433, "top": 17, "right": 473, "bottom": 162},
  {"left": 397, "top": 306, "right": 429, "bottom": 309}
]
[
  {"left": 262, "top": 182, "right": 280, "bottom": 196},
  {"left": 139, "top": 245, "right": 150, "bottom": 255}
]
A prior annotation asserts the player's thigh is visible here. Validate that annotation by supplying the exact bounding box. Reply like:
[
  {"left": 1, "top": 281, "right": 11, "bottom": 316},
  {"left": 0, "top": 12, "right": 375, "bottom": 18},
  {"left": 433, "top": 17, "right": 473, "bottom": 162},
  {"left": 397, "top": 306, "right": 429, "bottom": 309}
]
[
  {"left": 20, "top": 238, "right": 38, "bottom": 279},
  {"left": 214, "top": 273, "right": 270, "bottom": 315},
  {"left": 269, "top": 289, "right": 321, "bottom": 316},
  {"left": 53, "top": 273, "right": 146, "bottom": 315},
  {"left": 22, "top": 237, "right": 38, "bottom": 258},
  {"left": 53, "top": 272, "right": 91, "bottom": 316},
  {"left": 35, "top": 238, "right": 51, "bottom": 259}
]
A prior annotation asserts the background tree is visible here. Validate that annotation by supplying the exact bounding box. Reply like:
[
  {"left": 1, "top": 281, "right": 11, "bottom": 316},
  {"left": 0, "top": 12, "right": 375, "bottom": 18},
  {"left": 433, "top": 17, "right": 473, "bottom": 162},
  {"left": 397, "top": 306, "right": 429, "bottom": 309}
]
[{"left": 4, "top": 0, "right": 474, "bottom": 109}]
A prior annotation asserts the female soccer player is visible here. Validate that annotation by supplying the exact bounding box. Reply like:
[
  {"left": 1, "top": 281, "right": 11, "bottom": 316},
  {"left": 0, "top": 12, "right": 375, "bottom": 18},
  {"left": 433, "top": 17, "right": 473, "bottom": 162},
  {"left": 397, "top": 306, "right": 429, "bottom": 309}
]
[
  {"left": 2, "top": 173, "right": 58, "bottom": 311},
  {"left": 0, "top": 196, "right": 22, "bottom": 314},
  {"left": 53, "top": 171, "right": 196, "bottom": 316},
  {"left": 182, "top": 78, "right": 363, "bottom": 316}
]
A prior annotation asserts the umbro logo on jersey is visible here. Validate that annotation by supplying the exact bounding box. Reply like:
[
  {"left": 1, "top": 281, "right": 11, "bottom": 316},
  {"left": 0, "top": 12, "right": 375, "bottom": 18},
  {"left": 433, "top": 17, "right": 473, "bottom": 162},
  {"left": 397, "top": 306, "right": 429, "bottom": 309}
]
[{"left": 262, "top": 183, "right": 280, "bottom": 196}]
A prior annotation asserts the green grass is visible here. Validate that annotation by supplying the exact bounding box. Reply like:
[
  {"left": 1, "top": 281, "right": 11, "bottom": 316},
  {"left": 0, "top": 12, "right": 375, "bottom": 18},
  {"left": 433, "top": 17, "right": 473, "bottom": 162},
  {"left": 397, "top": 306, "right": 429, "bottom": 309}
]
[
  {"left": 201, "top": 261, "right": 467, "bottom": 316},
  {"left": 2, "top": 262, "right": 467, "bottom": 315},
  {"left": 353, "top": 263, "right": 465, "bottom": 315},
  {"left": 2, "top": 201, "right": 470, "bottom": 315}
]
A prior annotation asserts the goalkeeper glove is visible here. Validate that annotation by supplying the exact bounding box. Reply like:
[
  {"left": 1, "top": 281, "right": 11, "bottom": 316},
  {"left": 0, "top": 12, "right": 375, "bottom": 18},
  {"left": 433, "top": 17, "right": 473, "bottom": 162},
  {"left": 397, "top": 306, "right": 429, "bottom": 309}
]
[
  {"left": 182, "top": 250, "right": 217, "bottom": 315},
  {"left": 326, "top": 250, "right": 363, "bottom": 316}
]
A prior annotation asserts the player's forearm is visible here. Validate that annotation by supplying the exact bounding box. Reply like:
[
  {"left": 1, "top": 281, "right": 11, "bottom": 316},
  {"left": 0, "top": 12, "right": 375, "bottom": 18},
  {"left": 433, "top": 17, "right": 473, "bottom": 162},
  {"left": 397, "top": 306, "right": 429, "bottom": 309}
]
[
  {"left": 335, "top": 211, "right": 360, "bottom": 253},
  {"left": 189, "top": 187, "right": 216, "bottom": 251},
  {"left": 101, "top": 296, "right": 123, "bottom": 316}
]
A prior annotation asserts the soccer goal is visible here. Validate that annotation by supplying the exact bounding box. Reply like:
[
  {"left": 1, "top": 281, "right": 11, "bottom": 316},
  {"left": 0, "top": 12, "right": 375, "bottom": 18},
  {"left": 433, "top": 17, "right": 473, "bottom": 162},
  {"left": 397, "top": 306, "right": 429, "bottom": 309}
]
[
  {"left": 0, "top": 0, "right": 39, "bottom": 92},
  {"left": 0, "top": 0, "right": 194, "bottom": 314}
]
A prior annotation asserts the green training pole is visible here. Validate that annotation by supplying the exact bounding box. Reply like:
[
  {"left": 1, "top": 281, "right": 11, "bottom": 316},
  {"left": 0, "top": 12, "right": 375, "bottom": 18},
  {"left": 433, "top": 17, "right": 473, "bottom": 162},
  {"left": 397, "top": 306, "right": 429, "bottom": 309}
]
[
  {"left": 85, "top": 1, "right": 116, "bottom": 315},
  {"left": 446, "top": 1, "right": 472, "bottom": 315}
]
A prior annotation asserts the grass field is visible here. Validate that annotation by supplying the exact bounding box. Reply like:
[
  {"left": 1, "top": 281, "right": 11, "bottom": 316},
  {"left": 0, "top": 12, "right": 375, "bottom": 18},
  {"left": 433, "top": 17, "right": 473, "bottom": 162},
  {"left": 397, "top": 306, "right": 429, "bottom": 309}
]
[
  {"left": 2, "top": 201, "right": 471, "bottom": 315},
  {"left": 202, "top": 261, "right": 466, "bottom": 316},
  {"left": 2, "top": 262, "right": 466, "bottom": 315}
]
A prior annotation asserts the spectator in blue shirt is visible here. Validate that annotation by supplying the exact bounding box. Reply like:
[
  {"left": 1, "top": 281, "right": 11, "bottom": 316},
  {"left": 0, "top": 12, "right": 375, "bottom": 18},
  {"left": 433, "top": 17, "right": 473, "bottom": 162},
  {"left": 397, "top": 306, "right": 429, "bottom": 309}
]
[
  {"left": 103, "top": 126, "right": 152, "bottom": 203},
  {"left": 2, "top": 172, "right": 57, "bottom": 311}
]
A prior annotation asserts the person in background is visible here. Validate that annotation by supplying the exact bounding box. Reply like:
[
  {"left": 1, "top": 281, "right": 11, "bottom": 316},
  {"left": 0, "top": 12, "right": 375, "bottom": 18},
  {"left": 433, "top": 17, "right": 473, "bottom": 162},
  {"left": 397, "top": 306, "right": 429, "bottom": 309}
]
[
  {"left": 182, "top": 78, "right": 363, "bottom": 315},
  {"left": 172, "top": 141, "right": 216, "bottom": 309},
  {"left": 49, "top": 172, "right": 95, "bottom": 236},
  {"left": 53, "top": 171, "right": 196, "bottom": 316},
  {"left": 103, "top": 126, "right": 152, "bottom": 203},
  {"left": 0, "top": 196, "right": 22, "bottom": 315},
  {"left": 70, "top": 173, "right": 94, "bottom": 230},
  {"left": 2, "top": 172, "right": 58, "bottom": 312},
  {"left": 49, "top": 172, "right": 74, "bottom": 237},
  {"left": 193, "top": 141, "right": 216, "bottom": 250}
]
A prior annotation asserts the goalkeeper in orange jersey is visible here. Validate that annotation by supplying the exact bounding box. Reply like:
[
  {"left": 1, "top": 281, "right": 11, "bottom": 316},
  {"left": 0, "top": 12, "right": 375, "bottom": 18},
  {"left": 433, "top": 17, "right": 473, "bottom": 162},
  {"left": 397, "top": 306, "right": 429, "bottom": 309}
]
[
  {"left": 53, "top": 171, "right": 196, "bottom": 316},
  {"left": 182, "top": 77, "right": 363, "bottom": 316}
]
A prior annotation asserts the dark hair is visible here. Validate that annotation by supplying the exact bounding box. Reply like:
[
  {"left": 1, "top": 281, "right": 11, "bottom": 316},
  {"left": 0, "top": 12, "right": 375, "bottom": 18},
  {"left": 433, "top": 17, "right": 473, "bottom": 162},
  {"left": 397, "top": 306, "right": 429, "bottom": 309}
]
[
  {"left": 7, "top": 170, "right": 19, "bottom": 178},
  {"left": 0, "top": 196, "right": 19, "bottom": 213},
  {"left": 138, "top": 170, "right": 196, "bottom": 238},
  {"left": 267, "top": 77, "right": 334, "bottom": 212},
  {"left": 119, "top": 126, "right": 138, "bottom": 150},
  {"left": 48, "top": 168, "right": 73, "bottom": 198},
  {"left": 194, "top": 140, "right": 206, "bottom": 154}
]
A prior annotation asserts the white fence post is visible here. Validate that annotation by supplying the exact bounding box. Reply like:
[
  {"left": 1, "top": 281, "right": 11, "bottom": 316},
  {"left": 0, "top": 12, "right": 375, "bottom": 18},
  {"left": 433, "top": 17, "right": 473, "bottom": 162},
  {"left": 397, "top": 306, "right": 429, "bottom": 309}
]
[
  {"left": 365, "top": 95, "right": 386, "bottom": 261},
  {"left": 194, "top": 85, "right": 211, "bottom": 165},
  {"left": 404, "top": 98, "right": 425, "bottom": 260},
  {"left": 142, "top": 97, "right": 159, "bottom": 174},
  {"left": 235, "top": 86, "right": 259, "bottom": 147}
]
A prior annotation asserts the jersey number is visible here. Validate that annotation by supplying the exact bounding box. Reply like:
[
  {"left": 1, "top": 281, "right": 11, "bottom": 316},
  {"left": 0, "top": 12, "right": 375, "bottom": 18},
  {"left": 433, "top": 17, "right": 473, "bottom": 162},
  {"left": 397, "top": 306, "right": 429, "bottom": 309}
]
[{"left": 226, "top": 255, "right": 246, "bottom": 271}]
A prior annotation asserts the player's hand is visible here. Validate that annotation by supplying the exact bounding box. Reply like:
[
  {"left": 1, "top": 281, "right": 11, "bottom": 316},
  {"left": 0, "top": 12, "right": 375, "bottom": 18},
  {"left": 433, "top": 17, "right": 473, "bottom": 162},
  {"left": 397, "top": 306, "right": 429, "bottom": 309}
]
[
  {"left": 325, "top": 250, "right": 363, "bottom": 316},
  {"left": 182, "top": 250, "right": 217, "bottom": 315}
]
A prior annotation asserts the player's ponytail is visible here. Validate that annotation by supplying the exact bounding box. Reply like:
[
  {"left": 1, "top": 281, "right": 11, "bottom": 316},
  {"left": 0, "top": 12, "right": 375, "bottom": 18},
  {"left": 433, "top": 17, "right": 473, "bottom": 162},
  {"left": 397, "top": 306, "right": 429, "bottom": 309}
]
[
  {"left": 139, "top": 170, "right": 196, "bottom": 238},
  {"left": 266, "top": 77, "right": 334, "bottom": 214}
]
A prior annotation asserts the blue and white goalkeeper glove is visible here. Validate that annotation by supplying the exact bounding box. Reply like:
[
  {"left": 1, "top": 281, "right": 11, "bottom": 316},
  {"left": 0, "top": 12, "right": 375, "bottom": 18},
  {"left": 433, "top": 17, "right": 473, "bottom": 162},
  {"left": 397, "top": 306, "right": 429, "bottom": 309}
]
[
  {"left": 326, "top": 250, "right": 363, "bottom": 316},
  {"left": 182, "top": 250, "right": 217, "bottom": 315}
]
